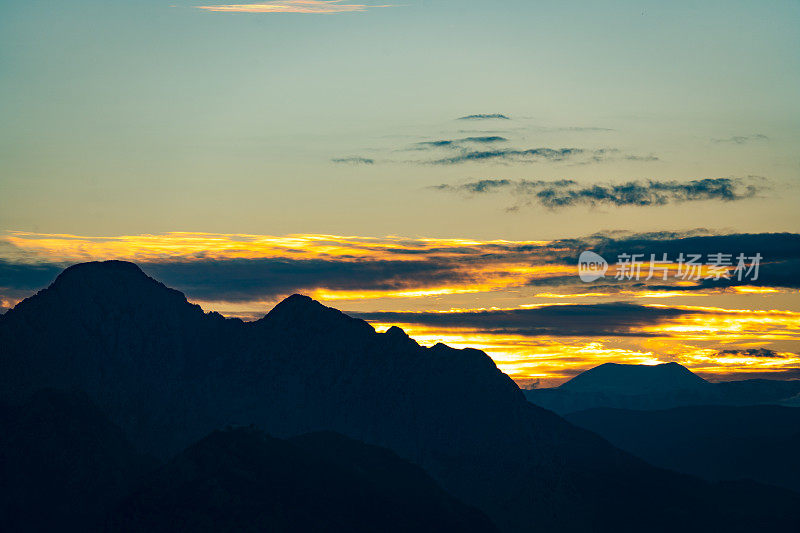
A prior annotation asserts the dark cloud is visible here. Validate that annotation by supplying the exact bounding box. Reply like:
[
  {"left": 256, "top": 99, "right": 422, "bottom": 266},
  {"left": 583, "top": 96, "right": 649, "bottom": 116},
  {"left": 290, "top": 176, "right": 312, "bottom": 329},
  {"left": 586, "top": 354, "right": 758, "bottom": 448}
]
[
  {"left": 457, "top": 114, "right": 511, "bottom": 120},
  {"left": 427, "top": 147, "right": 656, "bottom": 165},
  {"left": 432, "top": 177, "right": 766, "bottom": 208},
  {"left": 416, "top": 140, "right": 455, "bottom": 148},
  {"left": 0, "top": 260, "right": 64, "bottom": 291},
  {"left": 712, "top": 134, "right": 769, "bottom": 144},
  {"left": 431, "top": 148, "right": 584, "bottom": 165},
  {"left": 553, "top": 231, "right": 800, "bottom": 292},
  {"left": 137, "top": 258, "right": 486, "bottom": 302},
  {"left": 331, "top": 157, "right": 374, "bottom": 165},
  {"left": 353, "top": 302, "right": 701, "bottom": 337},
  {"left": 430, "top": 178, "right": 515, "bottom": 193},
  {"left": 718, "top": 348, "right": 786, "bottom": 358},
  {"left": 414, "top": 136, "right": 508, "bottom": 150},
  {"left": 461, "top": 136, "right": 507, "bottom": 143}
]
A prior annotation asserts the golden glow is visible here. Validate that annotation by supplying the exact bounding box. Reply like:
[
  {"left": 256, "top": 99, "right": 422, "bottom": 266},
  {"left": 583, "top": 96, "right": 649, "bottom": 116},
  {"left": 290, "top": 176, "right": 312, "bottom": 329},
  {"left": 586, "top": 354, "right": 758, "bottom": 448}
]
[
  {"left": 732, "top": 286, "right": 781, "bottom": 294},
  {"left": 363, "top": 303, "right": 800, "bottom": 385},
  {"left": 4, "top": 231, "right": 551, "bottom": 262},
  {"left": 640, "top": 304, "right": 800, "bottom": 341},
  {"left": 3, "top": 231, "right": 798, "bottom": 385},
  {"left": 2, "top": 231, "right": 573, "bottom": 301}
]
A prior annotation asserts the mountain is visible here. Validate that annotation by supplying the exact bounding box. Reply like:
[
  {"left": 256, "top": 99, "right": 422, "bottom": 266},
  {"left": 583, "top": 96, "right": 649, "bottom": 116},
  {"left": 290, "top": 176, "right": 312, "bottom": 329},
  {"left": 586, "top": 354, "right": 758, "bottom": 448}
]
[
  {"left": 3, "top": 261, "right": 800, "bottom": 532},
  {"left": 111, "top": 427, "right": 497, "bottom": 533},
  {"left": 559, "top": 362, "right": 708, "bottom": 394},
  {"left": 525, "top": 362, "right": 800, "bottom": 414},
  {"left": 566, "top": 405, "right": 800, "bottom": 493},
  {"left": 0, "top": 389, "right": 155, "bottom": 532}
]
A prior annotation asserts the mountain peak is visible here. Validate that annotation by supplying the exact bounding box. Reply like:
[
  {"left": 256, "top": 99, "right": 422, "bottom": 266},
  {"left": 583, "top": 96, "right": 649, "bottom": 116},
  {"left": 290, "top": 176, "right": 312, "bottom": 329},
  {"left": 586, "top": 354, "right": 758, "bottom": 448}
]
[
  {"left": 45, "top": 260, "right": 186, "bottom": 303},
  {"left": 384, "top": 325, "right": 409, "bottom": 339},
  {"left": 53, "top": 260, "right": 147, "bottom": 284},
  {"left": 258, "top": 294, "right": 374, "bottom": 336},
  {"left": 265, "top": 293, "right": 328, "bottom": 320},
  {"left": 2, "top": 260, "right": 196, "bottom": 326}
]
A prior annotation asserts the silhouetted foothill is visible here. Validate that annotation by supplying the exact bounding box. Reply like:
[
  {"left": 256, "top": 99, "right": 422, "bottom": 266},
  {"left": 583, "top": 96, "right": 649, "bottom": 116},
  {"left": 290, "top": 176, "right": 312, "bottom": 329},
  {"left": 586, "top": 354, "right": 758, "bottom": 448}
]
[
  {"left": 110, "top": 428, "right": 497, "bottom": 533},
  {"left": 0, "top": 390, "right": 154, "bottom": 532}
]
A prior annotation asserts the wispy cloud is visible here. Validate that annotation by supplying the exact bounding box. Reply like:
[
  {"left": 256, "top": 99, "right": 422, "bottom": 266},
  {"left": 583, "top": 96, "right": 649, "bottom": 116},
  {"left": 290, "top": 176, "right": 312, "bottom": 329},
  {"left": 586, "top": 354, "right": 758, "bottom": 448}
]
[
  {"left": 424, "top": 147, "right": 656, "bottom": 165},
  {"left": 718, "top": 348, "right": 786, "bottom": 358},
  {"left": 431, "top": 147, "right": 585, "bottom": 165},
  {"left": 457, "top": 114, "right": 511, "bottom": 121},
  {"left": 331, "top": 156, "right": 374, "bottom": 164},
  {"left": 195, "top": 0, "right": 391, "bottom": 14},
  {"left": 431, "top": 177, "right": 767, "bottom": 209},
  {"left": 712, "top": 134, "right": 769, "bottom": 144},
  {"left": 413, "top": 136, "right": 508, "bottom": 149}
]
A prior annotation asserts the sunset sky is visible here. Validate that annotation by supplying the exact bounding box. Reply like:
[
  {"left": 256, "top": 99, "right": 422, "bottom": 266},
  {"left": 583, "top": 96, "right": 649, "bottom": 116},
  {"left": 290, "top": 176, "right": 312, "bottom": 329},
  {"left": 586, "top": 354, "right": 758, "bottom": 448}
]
[{"left": 2, "top": 0, "right": 799, "bottom": 385}]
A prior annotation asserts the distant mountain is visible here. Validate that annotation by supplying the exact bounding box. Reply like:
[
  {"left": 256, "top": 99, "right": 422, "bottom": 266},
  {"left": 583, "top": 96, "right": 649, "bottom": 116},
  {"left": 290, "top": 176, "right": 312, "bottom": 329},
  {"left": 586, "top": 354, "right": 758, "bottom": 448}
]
[
  {"left": 0, "top": 390, "right": 154, "bottom": 532},
  {"left": 567, "top": 405, "right": 800, "bottom": 493},
  {"left": 525, "top": 362, "right": 800, "bottom": 414},
  {"left": 3, "top": 261, "right": 800, "bottom": 532},
  {"left": 111, "top": 428, "right": 497, "bottom": 533},
  {"left": 559, "top": 362, "right": 708, "bottom": 394}
]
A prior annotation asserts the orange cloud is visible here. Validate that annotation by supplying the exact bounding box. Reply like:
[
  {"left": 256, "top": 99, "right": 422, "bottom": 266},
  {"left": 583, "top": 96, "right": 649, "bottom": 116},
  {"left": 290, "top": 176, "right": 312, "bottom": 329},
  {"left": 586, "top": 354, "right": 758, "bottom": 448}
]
[{"left": 194, "top": 1, "right": 392, "bottom": 14}]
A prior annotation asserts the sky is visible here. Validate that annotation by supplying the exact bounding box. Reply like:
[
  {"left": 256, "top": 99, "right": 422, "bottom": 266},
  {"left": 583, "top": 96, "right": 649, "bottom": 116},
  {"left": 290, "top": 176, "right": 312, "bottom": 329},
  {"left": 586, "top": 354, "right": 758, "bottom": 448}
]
[{"left": 1, "top": 0, "right": 799, "bottom": 385}]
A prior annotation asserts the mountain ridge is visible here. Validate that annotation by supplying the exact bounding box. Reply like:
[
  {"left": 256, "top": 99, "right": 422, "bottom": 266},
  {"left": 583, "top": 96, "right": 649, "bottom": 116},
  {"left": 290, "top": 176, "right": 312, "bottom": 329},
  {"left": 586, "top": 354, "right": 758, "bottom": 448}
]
[{"left": 3, "top": 261, "right": 800, "bottom": 532}]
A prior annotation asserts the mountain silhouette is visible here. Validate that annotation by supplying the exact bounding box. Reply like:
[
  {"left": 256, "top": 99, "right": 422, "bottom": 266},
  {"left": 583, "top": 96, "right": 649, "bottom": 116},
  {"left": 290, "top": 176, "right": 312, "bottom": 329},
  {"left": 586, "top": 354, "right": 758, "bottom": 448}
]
[
  {"left": 3, "top": 261, "right": 800, "bottom": 532},
  {"left": 567, "top": 405, "right": 800, "bottom": 494},
  {"left": 525, "top": 362, "right": 800, "bottom": 414},
  {"left": 111, "top": 427, "right": 497, "bottom": 533},
  {"left": 559, "top": 362, "right": 708, "bottom": 394}
]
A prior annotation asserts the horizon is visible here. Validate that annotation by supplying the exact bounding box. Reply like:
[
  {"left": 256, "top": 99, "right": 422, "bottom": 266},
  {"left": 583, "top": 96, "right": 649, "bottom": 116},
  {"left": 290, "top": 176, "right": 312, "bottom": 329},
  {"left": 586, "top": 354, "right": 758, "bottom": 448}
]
[
  {"left": 2, "top": 0, "right": 799, "bottom": 387},
  {"left": 3, "top": 255, "right": 799, "bottom": 387}
]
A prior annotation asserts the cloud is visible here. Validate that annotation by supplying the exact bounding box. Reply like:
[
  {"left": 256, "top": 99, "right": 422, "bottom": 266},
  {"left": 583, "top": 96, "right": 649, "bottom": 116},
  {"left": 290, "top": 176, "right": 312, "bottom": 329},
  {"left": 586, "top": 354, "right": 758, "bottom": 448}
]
[
  {"left": 140, "top": 257, "right": 480, "bottom": 302},
  {"left": 415, "top": 140, "right": 455, "bottom": 148},
  {"left": 457, "top": 114, "right": 511, "bottom": 121},
  {"left": 430, "top": 178, "right": 515, "bottom": 193},
  {"left": 718, "top": 348, "right": 785, "bottom": 358},
  {"left": 2, "top": 231, "right": 799, "bottom": 309},
  {"left": 414, "top": 136, "right": 508, "bottom": 150},
  {"left": 431, "top": 148, "right": 585, "bottom": 165},
  {"left": 331, "top": 156, "right": 374, "bottom": 164},
  {"left": 425, "top": 147, "right": 655, "bottom": 165},
  {"left": 712, "top": 134, "right": 769, "bottom": 144},
  {"left": 0, "top": 259, "right": 64, "bottom": 291},
  {"left": 195, "top": 1, "right": 391, "bottom": 14},
  {"left": 432, "top": 177, "right": 766, "bottom": 209},
  {"left": 354, "top": 303, "right": 800, "bottom": 344},
  {"left": 353, "top": 302, "right": 702, "bottom": 337}
]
